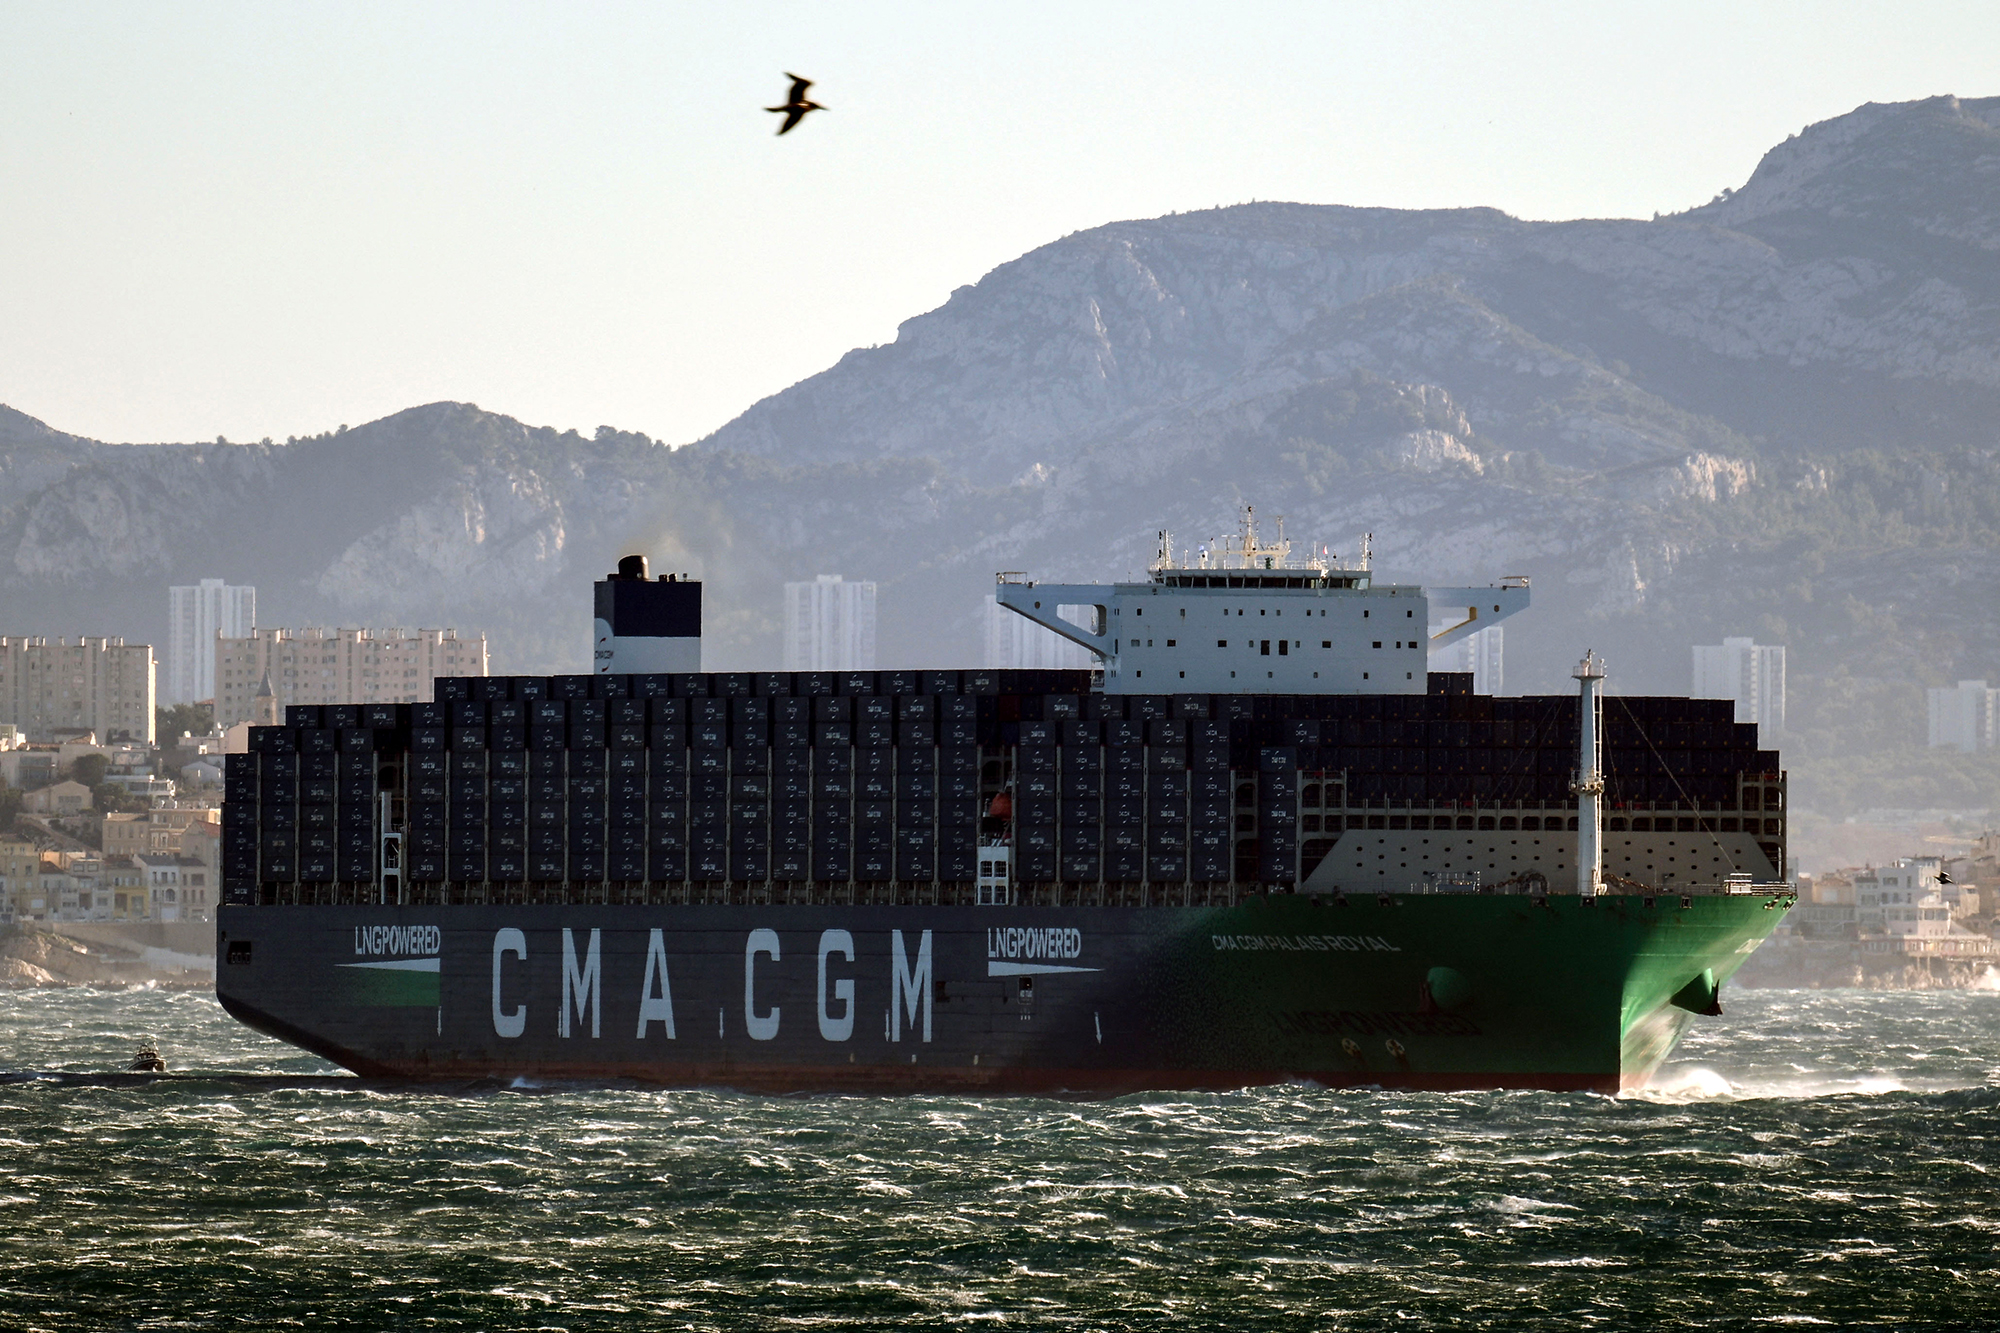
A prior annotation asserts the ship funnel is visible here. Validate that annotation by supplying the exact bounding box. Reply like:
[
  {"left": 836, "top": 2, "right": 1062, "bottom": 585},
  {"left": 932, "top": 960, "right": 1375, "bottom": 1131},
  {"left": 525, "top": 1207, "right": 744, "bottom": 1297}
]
[{"left": 594, "top": 556, "right": 700, "bottom": 674}]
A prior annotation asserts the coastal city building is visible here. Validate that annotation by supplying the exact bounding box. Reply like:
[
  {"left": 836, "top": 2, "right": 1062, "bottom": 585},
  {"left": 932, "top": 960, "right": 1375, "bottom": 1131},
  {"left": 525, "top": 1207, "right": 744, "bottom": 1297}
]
[
  {"left": 22, "top": 780, "right": 92, "bottom": 816},
  {"left": 1692, "top": 636, "right": 1785, "bottom": 736},
  {"left": 0, "top": 746, "right": 58, "bottom": 791},
  {"left": 982, "top": 594, "right": 1094, "bottom": 670},
  {"left": 783, "top": 575, "right": 877, "bottom": 671},
  {"left": 100, "top": 855, "right": 150, "bottom": 920},
  {"left": 135, "top": 852, "right": 212, "bottom": 923},
  {"left": 165, "top": 579, "right": 256, "bottom": 705},
  {"left": 1927, "top": 679, "right": 1997, "bottom": 752},
  {"left": 2, "top": 847, "right": 154, "bottom": 926},
  {"left": 1429, "top": 624, "right": 1504, "bottom": 696},
  {"left": 2, "top": 693, "right": 223, "bottom": 922},
  {"left": 103, "top": 805, "right": 220, "bottom": 860},
  {"left": 1751, "top": 844, "right": 1998, "bottom": 987},
  {"left": 212, "top": 627, "right": 487, "bottom": 728},
  {"left": 0, "top": 837, "right": 43, "bottom": 923},
  {"left": 1854, "top": 859, "right": 1946, "bottom": 937},
  {"left": 0, "top": 636, "right": 157, "bottom": 744}
]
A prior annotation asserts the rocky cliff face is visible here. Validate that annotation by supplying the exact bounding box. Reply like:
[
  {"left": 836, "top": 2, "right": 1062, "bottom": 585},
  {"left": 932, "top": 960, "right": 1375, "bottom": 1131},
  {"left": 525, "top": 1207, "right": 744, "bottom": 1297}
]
[
  {"left": 2, "top": 96, "right": 1996, "bottom": 814},
  {"left": 707, "top": 96, "right": 2000, "bottom": 477}
]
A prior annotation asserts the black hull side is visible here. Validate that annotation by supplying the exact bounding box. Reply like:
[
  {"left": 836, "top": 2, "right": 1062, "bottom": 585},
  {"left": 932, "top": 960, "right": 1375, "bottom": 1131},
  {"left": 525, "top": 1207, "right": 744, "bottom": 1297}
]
[{"left": 215, "top": 893, "right": 1787, "bottom": 1095}]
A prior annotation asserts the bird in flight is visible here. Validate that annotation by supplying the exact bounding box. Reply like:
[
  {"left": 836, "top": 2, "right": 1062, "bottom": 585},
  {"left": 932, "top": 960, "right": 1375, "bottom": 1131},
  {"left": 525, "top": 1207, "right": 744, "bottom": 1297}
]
[{"left": 766, "top": 73, "right": 826, "bottom": 136}]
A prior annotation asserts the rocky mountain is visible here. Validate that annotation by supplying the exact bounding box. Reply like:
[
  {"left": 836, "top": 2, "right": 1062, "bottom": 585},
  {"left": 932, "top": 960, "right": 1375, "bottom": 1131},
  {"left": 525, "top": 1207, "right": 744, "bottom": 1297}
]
[{"left": 2, "top": 95, "right": 1996, "bottom": 817}]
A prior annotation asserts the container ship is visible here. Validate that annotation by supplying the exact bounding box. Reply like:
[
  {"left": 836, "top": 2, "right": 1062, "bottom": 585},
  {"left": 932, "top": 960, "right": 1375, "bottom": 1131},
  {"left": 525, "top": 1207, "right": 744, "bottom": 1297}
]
[{"left": 216, "top": 514, "right": 1793, "bottom": 1093}]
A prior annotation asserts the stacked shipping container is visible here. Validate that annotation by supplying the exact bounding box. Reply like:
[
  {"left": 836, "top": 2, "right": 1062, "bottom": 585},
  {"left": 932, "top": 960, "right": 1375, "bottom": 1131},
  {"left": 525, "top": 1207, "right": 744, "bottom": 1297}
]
[{"left": 222, "top": 670, "right": 1785, "bottom": 905}]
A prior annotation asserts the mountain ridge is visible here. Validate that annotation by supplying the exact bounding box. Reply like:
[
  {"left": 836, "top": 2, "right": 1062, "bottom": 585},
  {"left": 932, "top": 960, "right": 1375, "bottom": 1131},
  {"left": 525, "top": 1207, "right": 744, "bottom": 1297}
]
[{"left": 2, "top": 95, "right": 1996, "bottom": 818}]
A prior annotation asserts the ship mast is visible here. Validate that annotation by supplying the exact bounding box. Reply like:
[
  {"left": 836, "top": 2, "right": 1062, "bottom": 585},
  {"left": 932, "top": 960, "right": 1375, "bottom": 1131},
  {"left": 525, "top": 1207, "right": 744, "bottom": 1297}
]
[{"left": 1572, "top": 650, "right": 1606, "bottom": 897}]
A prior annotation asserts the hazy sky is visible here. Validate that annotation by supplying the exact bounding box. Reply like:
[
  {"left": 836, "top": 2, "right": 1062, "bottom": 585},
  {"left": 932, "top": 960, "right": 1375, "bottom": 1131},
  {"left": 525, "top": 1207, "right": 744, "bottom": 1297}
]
[{"left": 3, "top": 2, "right": 1994, "bottom": 447}]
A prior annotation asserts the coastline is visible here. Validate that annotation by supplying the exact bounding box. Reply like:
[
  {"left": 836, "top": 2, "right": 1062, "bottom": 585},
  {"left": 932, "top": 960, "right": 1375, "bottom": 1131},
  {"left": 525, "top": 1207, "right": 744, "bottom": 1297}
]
[
  {"left": 1734, "top": 938, "right": 2000, "bottom": 991},
  {"left": 0, "top": 924, "right": 212, "bottom": 991}
]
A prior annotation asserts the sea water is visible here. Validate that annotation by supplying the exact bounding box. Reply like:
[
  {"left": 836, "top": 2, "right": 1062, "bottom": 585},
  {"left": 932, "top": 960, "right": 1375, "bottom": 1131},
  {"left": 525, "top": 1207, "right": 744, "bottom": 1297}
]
[{"left": 2, "top": 987, "right": 1997, "bottom": 1329}]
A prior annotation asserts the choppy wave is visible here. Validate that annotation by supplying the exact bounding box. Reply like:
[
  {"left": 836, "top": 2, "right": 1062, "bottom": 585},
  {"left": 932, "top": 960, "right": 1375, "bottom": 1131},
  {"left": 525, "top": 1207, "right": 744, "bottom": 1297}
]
[{"left": 2, "top": 988, "right": 1998, "bottom": 1329}]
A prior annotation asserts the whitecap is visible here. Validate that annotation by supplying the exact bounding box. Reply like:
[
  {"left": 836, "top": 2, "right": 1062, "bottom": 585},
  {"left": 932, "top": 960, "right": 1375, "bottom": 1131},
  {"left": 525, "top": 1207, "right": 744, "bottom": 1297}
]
[{"left": 1640, "top": 1065, "right": 1735, "bottom": 1100}]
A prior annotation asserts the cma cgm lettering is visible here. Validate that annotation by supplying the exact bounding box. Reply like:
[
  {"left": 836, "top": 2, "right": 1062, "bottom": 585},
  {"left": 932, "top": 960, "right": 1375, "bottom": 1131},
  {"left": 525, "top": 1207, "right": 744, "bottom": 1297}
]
[
  {"left": 487, "top": 925, "right": 936, "bottom": 1046},
  {"left": 215, "top": 532, "right": 1794, "bottom": 1093}
]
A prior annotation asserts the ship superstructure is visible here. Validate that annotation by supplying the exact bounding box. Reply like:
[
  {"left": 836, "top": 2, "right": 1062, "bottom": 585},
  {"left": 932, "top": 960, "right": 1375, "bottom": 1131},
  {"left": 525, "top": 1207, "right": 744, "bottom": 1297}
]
[
  {"left": 216, "top": 538, "right": 1791, "bottom": 1093},
  {"left": 996, "top": 507, "right": 1529, "bottom": 695}
]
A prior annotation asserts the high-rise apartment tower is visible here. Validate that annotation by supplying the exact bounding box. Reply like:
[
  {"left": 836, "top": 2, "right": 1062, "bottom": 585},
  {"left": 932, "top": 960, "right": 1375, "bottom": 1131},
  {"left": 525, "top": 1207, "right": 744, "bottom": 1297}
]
[
  {"left": 784, "top": 575, "right": 876, "bottom": 671},
  {"left": 166, "top": 580, "right": 255, "bottom": 705},
  {"left": 1692, "top": 637, "right": 1785, "bottom": 736}
]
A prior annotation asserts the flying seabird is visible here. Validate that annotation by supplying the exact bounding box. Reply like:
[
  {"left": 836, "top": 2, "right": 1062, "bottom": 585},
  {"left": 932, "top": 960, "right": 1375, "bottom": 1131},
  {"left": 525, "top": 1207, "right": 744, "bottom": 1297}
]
[{"left": 766, "top": 72, "right": 826, "bottom": 136}]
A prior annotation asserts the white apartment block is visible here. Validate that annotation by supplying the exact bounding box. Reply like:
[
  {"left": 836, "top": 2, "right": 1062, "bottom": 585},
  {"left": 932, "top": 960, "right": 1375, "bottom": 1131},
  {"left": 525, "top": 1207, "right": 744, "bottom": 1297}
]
[
  {"left": 165, "top": 579, "right": 255, "bottom": 705},
  {"left": 983, "top": 595, "right": 1096, "bottom": 671},
  {"left": 1428, "top": 624, "right": 1504, "bottom": 695},
  {"left": 1928, "top": 680, "right": 1997, "bottom": 752},
  {"left": 1852, "top": 860, "right": 1951, "bottom": 938},
  {"left": 784, "top": 575, "right": 877, "bottom": 671},
  {"left": 1692, "top": 637, "right": 1785, "bottom": 736},
  {"left": 213, "top": 627, "right": 488, "bottom": 727},
  {"left": 0, "top": 637, "right": 156, "bottom": 744}
]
